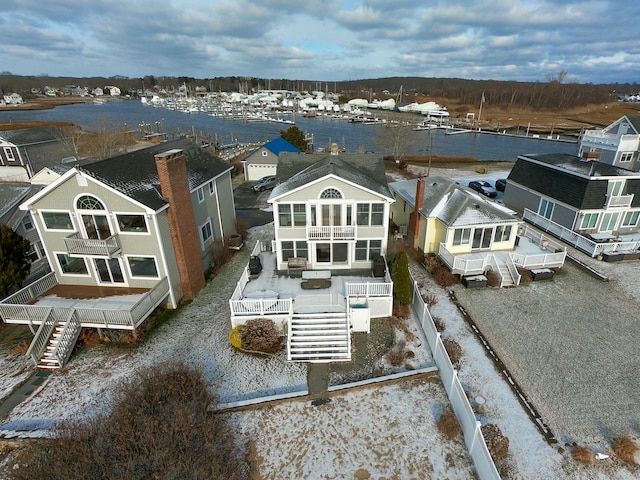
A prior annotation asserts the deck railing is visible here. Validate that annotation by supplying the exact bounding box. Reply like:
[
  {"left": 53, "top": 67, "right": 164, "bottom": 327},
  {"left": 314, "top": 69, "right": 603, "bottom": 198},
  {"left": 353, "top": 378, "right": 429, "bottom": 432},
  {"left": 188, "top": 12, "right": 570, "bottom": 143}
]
[
  {"left": 345, "top": 282, "right": 393, "bottom": 297},
  {"left": 229, "top": 298, "right": 292, "bottom": 317},
  {"left": 53, "top": 312, "right": 82, "bottom": 367},
  {"left": 438, "top": 244, "right": 488, "bottom": 275},
  {"left": 26, "top": 314, "right": 57, "bottom": 366},
  {"left": 306, "top": 225, "right": 356, "bottom": 240},
  {"left": 64, "top": 232, "right": 121, "bottom": 257},
  {"left": 605, "top": 194, "right": 634, "bottom": 209}
]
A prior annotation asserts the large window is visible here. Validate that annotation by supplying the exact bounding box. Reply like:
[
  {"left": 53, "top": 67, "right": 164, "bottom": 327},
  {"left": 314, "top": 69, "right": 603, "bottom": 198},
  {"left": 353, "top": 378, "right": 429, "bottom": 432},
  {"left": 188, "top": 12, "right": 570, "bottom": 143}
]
[
  {"left": 538, "top": 199, "right": 554, "bottom": 219},
  {"left": 600, "top": 211, "right": 620, "bottom": 231},
  {"left": 278, "top": 204, "right": 292, "bottom": 227},
  {"left": 607, "top": 180, "right": 624, "bottom": 197},
  {"left": 619, "top": 152, "right": 633, "bottom": 163},
  {"left": 356, "top": 203, "right": 385, "bottom": 226},
  {"left": 201, "top": 220, "right": 213, "bottom": 245},
  {"left": 293, "top": 204, "right": 306, "bottom": 227},
  {"left": 56, "top": 253, "right": 89, "bottom": 275},
  {"left": 320, "top": 188, "right": 342, "bottom": 199},
  {"left": 580, "top": 213, "right": 599, "bottom": 229},
  {"left": 452, "top": 228, "right": 471, "bottom": 246},
  {"left": 281, "top": 241, "right": 309, "bottom": 261},
  {"left": 494, "top": 225, "right": 512, "bottom": 242},
  {"left": 622, "top": 211, "right": 640, "bottom": 227},
  {"left": 42, "top": 211, "right": 73, "bottom": 230},
  {"left": 355, "top": 239, "right": 382, "bottom": 261},
  {"left": 128, "top": 256, "right": 159, "bottom": 278},
  {"left": 371, "top": 204, "right": 384, "bottom": 225},
  {"left": 117, "top": 214, "right": 148, "bottom": 233}
]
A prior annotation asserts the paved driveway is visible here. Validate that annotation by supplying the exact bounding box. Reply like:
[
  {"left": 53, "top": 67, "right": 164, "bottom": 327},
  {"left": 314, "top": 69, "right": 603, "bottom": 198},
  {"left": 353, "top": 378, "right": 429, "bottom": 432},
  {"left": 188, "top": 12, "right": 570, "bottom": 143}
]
[{"left": 452, "top": 256, "right": 640, "bottom": 445}]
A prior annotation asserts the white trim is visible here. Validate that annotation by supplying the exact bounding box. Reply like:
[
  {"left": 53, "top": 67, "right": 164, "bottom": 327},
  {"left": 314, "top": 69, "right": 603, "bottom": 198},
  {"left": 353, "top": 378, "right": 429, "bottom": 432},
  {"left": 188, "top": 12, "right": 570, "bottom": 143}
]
[
  {"left": 91, "top": 257, "right": 129, "bottom": 287},
  {"left": 200, "top": 218, "right": 213, "bottom": 249},
  {"left": 124, "top": 254, "right": 161, "bottom": 279},
  {"left": 113, "top": 212, "right": 151, "bottom": 235},
  {"left": 53, "top": 251, "right": 91, "bottom": 278},
  {"left": 150, "top": 214, "right": 177, "bottom": 308},
  {"left": 39, "top": 209, "right": 76, "bottom": 232}
]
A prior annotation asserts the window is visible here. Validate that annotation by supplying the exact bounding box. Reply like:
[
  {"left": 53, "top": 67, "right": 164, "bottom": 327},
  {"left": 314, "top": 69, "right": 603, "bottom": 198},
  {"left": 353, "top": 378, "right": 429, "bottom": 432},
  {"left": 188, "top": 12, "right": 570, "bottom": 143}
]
[
  {"left": 619, "top": 152, "right": 633, "bottom": 163},
  {"left": 357, "top": 204, "right": 369, "bottom": 225},
  {"left": 4, "top": 147, "right": 15, "bottom": 162},
  {"left": 281, "top": 241, "right": 308, "bottom": 261},
  {"left": 201, "top": 220, "right": 213, "bottom": 245},
  {"left": 27, "top": 245, "right": 39, "bottom": 263},
  {"left": 538, "top": 199, "right": 554, "bottom": 220},
  {"left": 494, "top": 225, "right": 512, "bottom": 242},
  {"left": 76, "top": 195, "right": 105, "bottom": 210},
  {"left": 197, "top": 187, "right": 205, "bottom": 203},
  {"left": 371, "top": 203, "right": 384, "bottom": 225},
  {"left": 600, "top": 211, "right": 620, "bottom": 231},
  {"left": 320, "top": 188, "right": 342, "bottom": 199},
  {"left": 278, "top": 204, "right": 292, "bottom": 227},
  {"left": 261, "top": 150, "right": 268, "bottom": 156},
  {"left": 607, "top": 180, "right": 624, "bottom": 197},
  {"left": 117, "top": 214, "right": 148, "bottom": 233},
  {"left": 295, "top": 241, "right": 308, "bottom": 259},
  {"left": 208, "top": 181, "right": 215, "bottom": 195},
  {"left": 622, "top": 211, "right": 640, "bottom": 227},
  {"left": 281, "top": 241, "right": 294, "bottom": 261},
  {"left": 21, "top": 215, "right": 34, "bottom": 231},
  {"left": 293, "top": 204, "right": 306, "bottom": 227},
  {"left": 42, "top": 211, "right": 73, "bottom": 230},
  {"left": 580, "top": 213, "right": 599, "bottom": 229},
  {"left": 56, "top": 253, "right": 89, "bottom": 275},
  {"left": 128, "top": 256, "right": 159, "bottom": 278},
  {"left": 355, "top": 239, "right": 382, "bottom": 261},
  {"left": 452, "top": 228, "right": 471, "bottom": 246}
]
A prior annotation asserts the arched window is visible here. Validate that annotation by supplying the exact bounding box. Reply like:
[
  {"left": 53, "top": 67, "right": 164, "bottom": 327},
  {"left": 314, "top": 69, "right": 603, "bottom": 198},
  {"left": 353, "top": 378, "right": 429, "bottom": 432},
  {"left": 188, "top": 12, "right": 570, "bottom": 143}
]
[
  {"left": 320, "top": 188, "right": 342, "bottom": 199},
  {"left": 76, "top": 195, "right": 106, "bottom": 210}
]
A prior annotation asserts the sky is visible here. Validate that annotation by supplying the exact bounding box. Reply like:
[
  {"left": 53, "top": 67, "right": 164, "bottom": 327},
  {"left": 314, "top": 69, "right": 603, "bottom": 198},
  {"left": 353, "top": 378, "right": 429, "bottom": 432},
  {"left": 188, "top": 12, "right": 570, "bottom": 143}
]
[{"left": 3, "top": 0, "right": 640, "bottom": 84}]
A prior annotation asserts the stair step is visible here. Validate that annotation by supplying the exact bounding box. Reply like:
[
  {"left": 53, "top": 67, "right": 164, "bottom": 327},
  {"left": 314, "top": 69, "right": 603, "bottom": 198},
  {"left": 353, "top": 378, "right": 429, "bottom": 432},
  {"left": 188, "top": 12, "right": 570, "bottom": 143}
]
[
  {"left": 290, "top": 346, "right": 349, "bottom": 352},
  {"left": 292, "top": 314, "right": 347, "bottom": 320},
  {"left": 291, "top": 327, "right": 348, "bottom": 333}
]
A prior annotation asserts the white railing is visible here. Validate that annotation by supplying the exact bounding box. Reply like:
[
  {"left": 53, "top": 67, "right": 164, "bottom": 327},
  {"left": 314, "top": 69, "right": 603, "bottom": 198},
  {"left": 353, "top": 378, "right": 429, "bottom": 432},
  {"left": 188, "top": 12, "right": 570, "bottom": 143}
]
[
  {"left": 306, "top": 225, "right": 356, "bottom": 240},
  {"left": 26, "top": 314, "right": 57, "bottom": 366},
  {"left": 506, "top": 255, "right": 522, "bottom": 286},
  {"left": 53, "top": 312, "right": 82, "bottom": 367},
  {"left": 345, "top": 282, "right": 393, "bottom": 297},
  {"left": 438, "top": 244, "right": 488, "bottom": 275},
  {"left": 409, "top": 274, "right": 500, "bottom": 479},
  {"left": 229, "top": 298, "right": 292, "bottom": 317},
  {"left": 522, "top": 209, "right": 640, "bottom": 257},
  {"left": 0, "top": 273, "right": 57, "bottom": 306},
  {"left": 605, "top": 194, "right": 634, "bottom": 208},
  {"left": 64, "top": 232, "right": 121, "bottom": 257},
  {"left": 580, "top": 130, "right": 618, "bottom": 146},
  {"left": 486, "top": 255, "right": 504, "bottom": 287}
]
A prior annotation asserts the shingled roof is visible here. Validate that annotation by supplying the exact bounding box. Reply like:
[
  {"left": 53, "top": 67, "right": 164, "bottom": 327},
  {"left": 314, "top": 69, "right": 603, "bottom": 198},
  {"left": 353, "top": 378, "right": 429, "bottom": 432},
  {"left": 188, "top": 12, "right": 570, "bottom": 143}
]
[
  {"left": 271, "top": 152, "right": 393, "bottom": 200},
  {"left": 0, "top": 182, "right": 42, "bottom": 227},
  {"left": 77, "top": 138, "right": 232, "bottom": 211}
]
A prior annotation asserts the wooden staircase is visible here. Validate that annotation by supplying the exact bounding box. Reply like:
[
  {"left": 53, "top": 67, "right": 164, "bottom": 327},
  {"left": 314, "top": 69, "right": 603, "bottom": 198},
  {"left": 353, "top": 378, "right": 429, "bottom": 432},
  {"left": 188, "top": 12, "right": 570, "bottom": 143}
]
[
  {"left": 287, "top": 313, "right": 351, "bottom": 363},
  {"left": 496, "top": 263, "right": 516, "bottom": 287},
  {"left": 27, "top": 312, "right": 82, "bottom": 370}
]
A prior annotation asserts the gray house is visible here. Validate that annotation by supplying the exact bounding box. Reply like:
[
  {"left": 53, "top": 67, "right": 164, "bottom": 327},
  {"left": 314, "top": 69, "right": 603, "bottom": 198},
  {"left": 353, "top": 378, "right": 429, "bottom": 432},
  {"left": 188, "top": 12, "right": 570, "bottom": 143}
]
[
  {"left": 0, "top": 139, "right": 237, "bottom": 368},
  {"left": 579, "top": 115, "right": 640, "bottom": 172}
]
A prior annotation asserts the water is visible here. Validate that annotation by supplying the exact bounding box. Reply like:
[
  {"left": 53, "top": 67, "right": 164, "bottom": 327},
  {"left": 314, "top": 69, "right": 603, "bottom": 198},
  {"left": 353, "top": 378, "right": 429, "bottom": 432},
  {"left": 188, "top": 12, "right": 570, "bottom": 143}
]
[{"left": 0, "top": 99, "right": 579, "bottom": 160}]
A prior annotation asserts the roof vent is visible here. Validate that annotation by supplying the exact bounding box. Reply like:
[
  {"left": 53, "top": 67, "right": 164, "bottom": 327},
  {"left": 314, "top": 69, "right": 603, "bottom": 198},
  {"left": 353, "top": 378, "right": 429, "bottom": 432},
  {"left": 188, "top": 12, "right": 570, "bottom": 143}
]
[{"left": 474, "top": 203, "right": 480, "bottom": 208}]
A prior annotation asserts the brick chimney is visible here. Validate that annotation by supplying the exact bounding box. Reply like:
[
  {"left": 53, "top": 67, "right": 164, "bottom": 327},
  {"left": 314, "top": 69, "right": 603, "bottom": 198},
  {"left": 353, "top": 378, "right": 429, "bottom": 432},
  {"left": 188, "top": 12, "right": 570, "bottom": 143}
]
[
  {"left": 155, "top": 149, "right": 205, "bottom": 300},
  {"left": 408, "top": 177, "right": 425, "bottom": 247}
]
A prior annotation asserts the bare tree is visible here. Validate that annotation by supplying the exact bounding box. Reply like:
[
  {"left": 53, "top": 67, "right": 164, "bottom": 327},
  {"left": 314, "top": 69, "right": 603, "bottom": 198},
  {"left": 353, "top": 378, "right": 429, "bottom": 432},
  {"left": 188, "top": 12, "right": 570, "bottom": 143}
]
[{"left": 372, "top": 121, "right": 421, "bottom": 165}]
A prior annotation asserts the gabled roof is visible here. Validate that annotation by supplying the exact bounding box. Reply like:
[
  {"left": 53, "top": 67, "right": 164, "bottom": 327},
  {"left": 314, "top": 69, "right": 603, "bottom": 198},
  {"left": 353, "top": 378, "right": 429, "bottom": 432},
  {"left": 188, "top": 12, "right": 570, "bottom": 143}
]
[
  {"left": 50, "top": 139, "right": 232, "bottom": 211},
  {"left": 0, "top": 182, "right": 42, "bottom": 226},
  {"left": 390, "top": 176, "right": 516, "bottom": 227},
  {"left": 262, "top": 137, "right": 301, "bottom": 155},
  {"left": 515, "top": 153, "right": 640, "bottom": 178},
  {"left": 628, "top": 115, "right": 640, "bottom": 133},
  {"left": 0, "top": 126, "right": 70, "bottom": 145},
  {"left": 271, "top": 152, "right": 393, "bottom": 200},
  {"left": 603, "top": 114, "right": 640, "bottom": 134}
]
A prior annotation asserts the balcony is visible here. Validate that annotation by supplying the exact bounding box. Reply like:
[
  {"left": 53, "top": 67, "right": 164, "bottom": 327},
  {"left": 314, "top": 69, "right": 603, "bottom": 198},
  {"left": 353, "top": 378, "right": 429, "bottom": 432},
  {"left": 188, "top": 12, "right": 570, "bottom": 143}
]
[
  {"left": 306, "top": 225, "right": 356, "bottom": 240},
  {"left": 605, "top": 194, "right": 634, "bottom": 209},
  {"left": 64, "top": 232, "right": 121, "bottom": 257},
  {"left": 581, "top": 130, "right": 619, "bottom": 147}
]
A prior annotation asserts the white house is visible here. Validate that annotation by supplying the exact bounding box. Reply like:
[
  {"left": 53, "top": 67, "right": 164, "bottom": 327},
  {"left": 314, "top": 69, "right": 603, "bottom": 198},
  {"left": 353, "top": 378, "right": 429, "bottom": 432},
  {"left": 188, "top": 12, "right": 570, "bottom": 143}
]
[{"left": 579, "top": 115, "right": 640, "bottom": 171}]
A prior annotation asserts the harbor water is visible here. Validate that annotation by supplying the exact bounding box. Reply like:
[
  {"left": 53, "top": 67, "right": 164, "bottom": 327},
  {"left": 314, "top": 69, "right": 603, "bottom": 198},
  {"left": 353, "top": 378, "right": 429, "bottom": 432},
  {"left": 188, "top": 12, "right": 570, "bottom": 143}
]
[{"left": 0, "top": 99, "right": 579, "bottom": 161}]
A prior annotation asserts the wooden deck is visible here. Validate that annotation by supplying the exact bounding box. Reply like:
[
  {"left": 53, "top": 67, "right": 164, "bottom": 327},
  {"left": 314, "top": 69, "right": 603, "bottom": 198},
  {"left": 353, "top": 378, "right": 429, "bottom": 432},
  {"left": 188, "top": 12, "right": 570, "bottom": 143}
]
[{"left": 43, "top": 284, "right": 149, "bottom": 300}]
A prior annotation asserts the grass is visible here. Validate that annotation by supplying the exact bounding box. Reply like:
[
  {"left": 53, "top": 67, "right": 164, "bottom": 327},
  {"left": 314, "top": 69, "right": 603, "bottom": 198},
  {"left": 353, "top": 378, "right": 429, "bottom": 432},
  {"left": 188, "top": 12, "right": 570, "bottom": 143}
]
[
  {"left": 438, "top": 411, "right": 461, "bottom": 440},
  {"left": 612, "top": 436, "right": 640, "bottom": 464},
  {"left": 571, "top": 445, "right": 594, "bottom": 464}
]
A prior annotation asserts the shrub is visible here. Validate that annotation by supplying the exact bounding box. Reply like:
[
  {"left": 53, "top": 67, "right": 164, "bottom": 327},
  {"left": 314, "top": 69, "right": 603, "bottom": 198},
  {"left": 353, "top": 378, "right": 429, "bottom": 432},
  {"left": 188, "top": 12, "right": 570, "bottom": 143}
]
[
  {"left": 571, "top": 445, "right": 594, "bottom": 464},
  {"left": 241, "top": 318, "right": 282, "bottom": 354},
  {"left": 392, "top": 303, "right": 410, "bottom": 319},
  {"left": 235, "top": 219, "right": 250, "bottom": 240},
  {"left": 391, "top": 251, "right": 411, "bottom": 306},
  {"left": 612, "top": 436, "right": 640, "bottom": 464},
  {"left": 423, "top": 293, "right": 438, "bottom": 309},
  {"left": 481, "top": 423, "right": 510, "bottom": 462},
  {"left": 434, "top": 265, "right": 460, "bottom": 287},
  {"left": 229, "top": 325, "right": 243, "bottom": 349},
  {"left": 438, "top": 411, "right": 461, "bottom": 440},
  {"left": 387, "top": 341, "right": 407, "bottom": 367},
  {"left": 485, "top": 269, "right": 501, "bottom": 287},
  {"left": 517, "top": 267, "right": 533, "bottom": 284},
  {"left": 7, "top": 361, "right": 248, "bottom": 480},
  {"left": 442, "top": 339, "right": 462, "bottom": 367},
  {"left": 212, "top": 240, "right": 234, "bottom": 272},
  {"left": 423, "top": 255, "right": 440, "bottom": 274},
  {"left": 432, "top": 316, "right": 445, "bottom": 332}
]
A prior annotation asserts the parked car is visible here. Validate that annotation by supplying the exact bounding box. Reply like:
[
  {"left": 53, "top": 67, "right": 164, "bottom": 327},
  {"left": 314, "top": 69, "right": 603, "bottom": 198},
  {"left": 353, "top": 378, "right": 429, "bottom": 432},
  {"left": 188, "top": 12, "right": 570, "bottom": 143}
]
[
  {"left": 252, "top": 175, "right": 277, "bottom": 192},
  {"left": 495, "top": 178, "right": 507, "bottom": 192},
  {"left": 468, "top": 180, "right": 498, "bottom": 198}
]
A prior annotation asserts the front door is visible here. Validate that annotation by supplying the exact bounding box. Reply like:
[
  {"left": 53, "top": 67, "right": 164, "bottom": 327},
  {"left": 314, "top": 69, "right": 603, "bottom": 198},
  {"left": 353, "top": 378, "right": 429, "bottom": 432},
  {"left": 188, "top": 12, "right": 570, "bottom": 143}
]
[
  {"left": 82, "top": 213, "right": 111, "bottom": 240},
  {"left": 93, "top": 258, "right": 125, "bottom": 285},
  {"left": 472, "top": 227, "right": 493, "bottom": 250}
]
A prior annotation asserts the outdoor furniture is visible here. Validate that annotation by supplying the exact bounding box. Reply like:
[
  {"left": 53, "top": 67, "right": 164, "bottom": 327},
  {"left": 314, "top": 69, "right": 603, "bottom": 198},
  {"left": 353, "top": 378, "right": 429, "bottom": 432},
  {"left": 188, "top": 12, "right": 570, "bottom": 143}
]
[
  {"left": 302, "top": 270, "right": 331, "bottom": 280},
  {"left": 287, "top": 257, "right": 308, "bottom": 273},
  {"left": 301, "top": 278, "right": 332, "bottom": 290}
]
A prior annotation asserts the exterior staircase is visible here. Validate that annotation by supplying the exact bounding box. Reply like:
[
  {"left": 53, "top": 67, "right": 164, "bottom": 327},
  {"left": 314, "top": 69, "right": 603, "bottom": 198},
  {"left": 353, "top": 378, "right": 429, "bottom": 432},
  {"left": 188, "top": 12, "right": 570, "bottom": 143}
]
[
  {"left": 496, "top": 263, "right": 516, "bottom": 287},
  {"left": 287, "top": 313, "right": 351, "bottom": 362},
  {"left": 26, "top": 312, "right": 82, "bottom": 369}
]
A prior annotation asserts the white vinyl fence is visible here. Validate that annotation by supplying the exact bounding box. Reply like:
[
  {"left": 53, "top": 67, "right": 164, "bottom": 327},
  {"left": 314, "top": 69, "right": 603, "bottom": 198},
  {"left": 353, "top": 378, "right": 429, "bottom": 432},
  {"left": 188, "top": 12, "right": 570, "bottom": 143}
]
[{"left": 409, "top": 273, "right": 501, "bottom": 480}]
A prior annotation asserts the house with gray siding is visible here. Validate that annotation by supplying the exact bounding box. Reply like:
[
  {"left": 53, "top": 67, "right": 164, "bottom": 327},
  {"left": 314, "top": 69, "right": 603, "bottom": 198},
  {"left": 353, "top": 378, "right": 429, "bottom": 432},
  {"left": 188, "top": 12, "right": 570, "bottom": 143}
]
[
  {"left": 579, "top": 115, "right": 640, "bottom": 172},
  {"left": 504, "top": 153, "right": 640, "bottom": 258},
  {"left": 242, "top": 137, "right": 301, "bottom": 181},
  {"left": 0, "top": 139, "right": 237, "bottom": 368}
]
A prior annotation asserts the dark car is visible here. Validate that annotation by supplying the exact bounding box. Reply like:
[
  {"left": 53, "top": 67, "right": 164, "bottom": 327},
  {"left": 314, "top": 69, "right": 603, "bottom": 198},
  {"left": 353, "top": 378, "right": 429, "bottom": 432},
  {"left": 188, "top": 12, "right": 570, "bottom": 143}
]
[
  {"left": 468, "top": 180, "right": 498, "bottom": 198},
  {"left": 495, "top": 178, "right": 507, "bottom": 192},
  {"left": 251, "top": 175, "right": 277, "bottom": 192}
]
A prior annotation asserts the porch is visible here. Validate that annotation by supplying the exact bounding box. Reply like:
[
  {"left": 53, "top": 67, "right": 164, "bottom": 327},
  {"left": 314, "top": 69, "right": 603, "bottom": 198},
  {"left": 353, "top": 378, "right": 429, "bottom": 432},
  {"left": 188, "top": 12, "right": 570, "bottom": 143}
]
[
  {"left": 0, "top": 273, "right": 171, "bottom": 368},
  {"left": 438, "top": 225, "right": 567, "bottom": 287},
  {"left": 230, "top": 241, "right": 394, "bottom": 363},
  {"left": 523, "top": 209, "right": 640, "bottom": 258}
]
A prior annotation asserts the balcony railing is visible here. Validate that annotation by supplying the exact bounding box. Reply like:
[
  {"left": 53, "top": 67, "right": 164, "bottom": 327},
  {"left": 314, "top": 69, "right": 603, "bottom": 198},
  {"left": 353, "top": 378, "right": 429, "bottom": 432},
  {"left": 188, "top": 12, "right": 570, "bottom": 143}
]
[
  {"left": 64, "top": 232, "right": 121, "bottom": 257},
  {"left": 306, "top": 225, "right": 356, "bottom": 240},
  {"left": 605, "top": 194, "right": 634, "bottom": 209},
  {"left": 581, "top": 130, "right": 619, "bottom": 147}
]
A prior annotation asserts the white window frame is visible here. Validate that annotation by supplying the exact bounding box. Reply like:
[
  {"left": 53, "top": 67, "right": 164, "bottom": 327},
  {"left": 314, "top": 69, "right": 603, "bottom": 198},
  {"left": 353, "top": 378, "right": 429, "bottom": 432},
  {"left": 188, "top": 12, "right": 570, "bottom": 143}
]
[
  {"left": 200, "top": 219, "right": 213, "bottom": 248},
  {"left": 622, "top": 210, "right": 640, "bottom": 227},
  {"left": 114, "top": 212, "right": 150, "bottom": 235},
  {"left": 538, "top": 199, "right": 555, "bottom": 220},
  {"left": 4, "top": 147, "right": 15, "bottom": 162},
  {"left": 125, "top": 255, "right": 160, "bottom": 279},
  {"left": 452, "top": 227, "right": 471, "bottom": 246},
  {"left": 197, "top": 187, "right": 205, "bottom": 204},
  {"left": 208, "top": 180, "right": 215, "bottom": 196},
  {"left": 619, "top": 152, "right": 633, "bottom": 163},
  {"left": 580, "top": 212, "right": 599, "bottom": 229},
  {"left": 40, "top": 210, "right": 75, "bottom": 231},
  {"left": 54, "top": 252, "right": 91, "bottom": 277},
  {"left": 21, "top": 214, "right": 34, "bottom": 231}
]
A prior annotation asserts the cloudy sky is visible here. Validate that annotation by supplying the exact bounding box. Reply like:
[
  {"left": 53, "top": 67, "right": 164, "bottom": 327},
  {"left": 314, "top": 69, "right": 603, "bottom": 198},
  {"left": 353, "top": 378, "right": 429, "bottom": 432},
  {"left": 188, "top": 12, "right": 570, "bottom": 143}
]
[{"left": 3, "top": 0, "right": 639, "bottom": 84}]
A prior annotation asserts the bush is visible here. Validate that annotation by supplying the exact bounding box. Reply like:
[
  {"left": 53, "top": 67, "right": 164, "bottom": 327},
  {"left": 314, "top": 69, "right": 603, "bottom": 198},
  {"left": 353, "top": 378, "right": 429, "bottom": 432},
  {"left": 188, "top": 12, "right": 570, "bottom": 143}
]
[
  {"left": 481, "top": 423, "right": 510, "bottom": 462},
  {"left": 7, "top": 361, "right": 248, "bottom": 480},
  {"left": 612, "top": 436, "right": 640, "bottom": 464},
  {"left": 392, "top": 303, "right": 410, "bottom": 319},
  {"left": 386, "top": 341, "right": 407, "bottom": 367},
  {"left": 422, "top": 254, "right": 440, "bottom": 274},
  {"left": 438, "top": 411, "right": 461, "bottom": 440},
  {"left": 434, "top": 265, "right": 460, "bottom": 287},
  {"left": 241, "top": 318, "right": 282, "bottom": 354},
  {"left": 432, "top": 316, "right": 445, "bottom": 333},
  {"left": 485, "top": 269, "right": 501, "bottom": 287},
  {"left": 442, "top": 339, "right": 462, "bottom": 367},
  {"left": 517, "top": 267, "right": 533, "bottom": 283},
  {"left": 229, "top": 325, "right": 243, "bottom": 349},
  {"left": 571, "top": 445, "right": 594, "bottom": 464},
  {"left": 391, "top": 251, "right": 411, "bottom": 306},
  {"left": 423, "top": 293, "right": 438, "bottom": 309}
]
